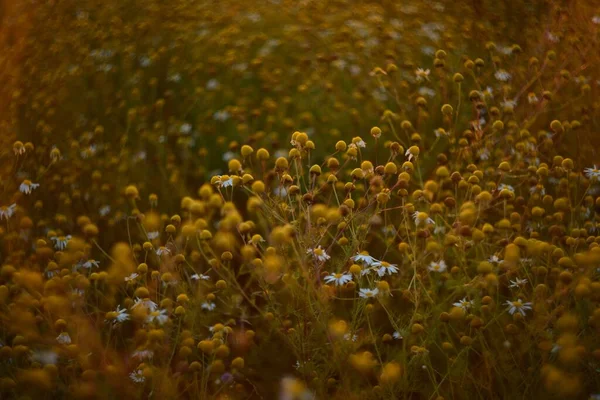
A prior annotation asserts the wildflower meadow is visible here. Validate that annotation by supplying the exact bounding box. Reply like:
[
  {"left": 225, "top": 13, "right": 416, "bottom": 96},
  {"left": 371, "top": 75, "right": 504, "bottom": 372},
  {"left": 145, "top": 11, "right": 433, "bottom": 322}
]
[{"left": 1, "top": 0, "right": 600, "bottom": 399}]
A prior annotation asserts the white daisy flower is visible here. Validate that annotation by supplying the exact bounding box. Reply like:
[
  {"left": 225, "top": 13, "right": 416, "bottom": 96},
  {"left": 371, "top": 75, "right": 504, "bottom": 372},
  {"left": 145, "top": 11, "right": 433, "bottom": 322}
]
[
  {"left": 428, "top": 260, "right": 447, "bottom": 273},
  {"left": 354, "top": 139, "right": 366, "bottom": 148},
  {"left": 584, "top": 166, "right": 600, "bottom": 180},
  {"left": 129, "top": 370, "right": 145, "bottom": 383},
  {"left": 509, "top": 277, "right": 528, "bottom": 289},
  {"left": 0, "top": 204, "right": 16, "bottom": 220},
  {"left": 213, "top": 110, "right": 231, "bottom": 122},
  {"left": 307, "top": 245, "right": 330, "bottom": 263},
  {"left": 415, "top": 67, "right": 430, "bottom": 82},
  {"left": 373, "top": 261, "right": 399, "bottom": 277},
  {"left": 125, "top": 273, "right": 139, "bottom": 282},
  {"left": 488, "top": 255, "right": 501, "bottom": 263},
  {"left": 81, "top": 260, "right": 99, "bottom": 269},
  {"left": 359, "top": 288, "right": 379, "bottom": 298},
  {"left": 147, "top": 231, "right": 159, "bottom": 240},
  {"left": 99, "top": 205, "right": 111, "bottom": 216},
  {"left": 393, "top": 331, "right": 403, "bottom": 340},
  {"left": 132, "top": 297, "right": 158, "bottom": 312},
  {"left": 156, "top": 247, "right": 170, "bottom": 256},
  {"left": 351, "top": 253, "right": 379, "bottom": 266},
  {"left": 452, "top": 298, "right": 473, "bottom": 310},
  {"left": 51, "top": 235, "right": 72, "bottom": 250},
  {"left": 498, "top": 183, "right": 514, "bottom": 192},
  {"left": 343, "top": 333, "right": 358, "bottom": 342},
  {"left": 56, "top": 332, "right": 71, "bottom": 344},
  {"left": 494, "top": 69, "right": 511, "bottom": 81},
  {"left": 146, "top": 309, "right": 169, "bottom": 325},
  {"left": 114, "top": 305, "right": 130, "bottom": 323},
  {"left": 180, "top": 123, "right": 192, "bottom": 134},
  {"left": 505, "top": 299, "right": 533, "bottom": 316},
  {"left": 220, "top": 178, "right": 234, "bottom": 188},
  {"left": 323, "top": 272, "right": 353, "bottom": 286},
  {"left": 191, "top": 273, "right": 210, "bottom": 281},
  {"left": 201, "top": 302, "right": 216, "bottom": 311},
  {"left": 132, "top": 349, "right": 154, "bottom": 360},
  {"left": 413, "top": 211, "right": 434, "bottom": 226},
  {"left": 19, "top": 180, "right": 40, "bottom": 194}
]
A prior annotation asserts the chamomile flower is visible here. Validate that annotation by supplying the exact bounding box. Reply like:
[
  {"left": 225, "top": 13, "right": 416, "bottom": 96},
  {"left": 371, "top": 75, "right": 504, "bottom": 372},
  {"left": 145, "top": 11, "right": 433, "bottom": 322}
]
[
  {"left": 453, "top": 298, "right": 474, "bottom": 310},
  {"left": 344, "top": 333, "right": 358, "bottom": 342},
  {"left": 0, "top": 204, "right": 16, "bottom": 220},
  {"left": 114, "top": 305, "right": 130, "bottom": 323},
  {"left": 99, "top": 205, "right": 111, "bottom": 216},
  {"left": 509, "top": 278, "right": 528, "bottom": 288},
  {"left": 81, "top": 260, "right": 99, "bottom": 269},
  {"left": 191, "top": 273, "right": 211, "bottom": 281},
  {"left": 323, "top": 272, "right": 353, "bottom": 286},
  {"left": 359, "top": 288, "right": 379, "bottom": 298},
  {"left": 393, "top": 331, "right": 403, "bottom": 340},
  {"left": 494, "top": 69, "right": 512, "bottom": 81},
  {"left": 51, "top": 235, "right": 72, "bottom": 250},
  {"left": 584, "top": 166, "right": 600, "bottom": 180},
  {"left": 415, "top": 67, "right": 430, "bottom": 82},
  {"left": 156, "top": 247, "right": 170, "bottom": 256},
  {"left": 146, "top": 309, "right": 169, "bottom": 325},
  {"left": 129, "top": 370, "right": 145, "bottom": 383},
  {"left": 132, "top": 298, "right": 158, "bottom": 312},
  {"left": 19, "top": 180, "right": 40, "bottom": 194},
  {"left": 413, "top": 211, "right": 434, "bottom": 226},
  {"left": 147, "top": 231, "right": 160, "bottom": 240},
  {"left": 202, "top": 302, "right": 216, "bottom": 311},
  {"left": 488, "top": 255, "right": 501, "bottom": 263},
  {"left": 125, "top": 273, "right": 139, "bottom": 282},
  {"left": 307, "top": 246, "right": 330, "bottom": 263},
  {"left": 428, "top": 260, "right": 447, "bottom": 273},
  {"left": 352, "top": 253, "right": 379, "bottom": 266},
  {"left": 56, "top": 332, "right": 71, "bottom": 344},
  {"left": 373, "top": 261, "right": 399, "bottom": 277},
  {"left": 505, "top": 299, "right": 533, "bottom": 316}
]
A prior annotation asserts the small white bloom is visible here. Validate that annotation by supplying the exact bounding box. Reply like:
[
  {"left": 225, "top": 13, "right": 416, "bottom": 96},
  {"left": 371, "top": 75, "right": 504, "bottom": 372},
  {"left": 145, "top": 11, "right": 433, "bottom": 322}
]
[
  {"left": 505, "top": 299, "right": 533, "bottom": 316},
  {"left": 132, "top": 349, "right": 153, "bottom": 360},
  {"left": 415, "top": 68, "right": 430, "bottom": 82},
  {"left": 131, "top": 298, "right": 158, "bottom": 312},
  {"left": 99, "top": 205, "right": 111, "bottom": 216},
  {"left": 413, "top": 211, "right": 434, "bottom": 226},
  {"left": 509, "top": 277, "right": 528, "bottom": 289},
  {"left": 527, "top": 93, "right": 539, "bottom": 104},
  {"left": 19, "top": 180, "right": 40, "bottom": 194},
  {"left": 156, "top": 247, "right": 170, "bottom": 256},
  {"left": 428, "top": 260, "right": 447, "bottom": 273},
  {"left": 206, "top": 79, "right": 220, "bottom": 90},
  {"left": 343, "top": 333, "right": 358, "bottom": 342},
  {"left": 498, "top": 183, "right": 514, "bottom": 192},
  {"left": 213, "top": 110, "right": 231, "bottom": 122},
  {"left": 373, "top": 261, "right": 399, "bottom": 277},
  {"left": 323, "top": 272, "right": 353, "bottom": 286},
  {"left": 146, "top": 309, "right": 169, "bottom": 325},
  {"left": 488, "top": 255, "right": 501, "bottom": 263},
  {"left": 125, "top": 273, "right": 139, "bottom": 282},
  {"left": 81, "top": 260, "right": 99, "bottom": 269},
  {"left": 51, "top": 235, "right": 72, "bottom": 250},
  {"left": 584, "top": 165, "right": 600, "bottom": 180},
  {"left": 433, "top": 226, "right": 446, "bottom": 235},
  {"left": 494, "top": 69, "right": 512, "bottom": 81},
  {"left": 359, "top": 288, "right": 379, "bottom": 298},
  {"left": 393, "top": 331, "right": 403, "bottom": 340},
  {"left": 452, "top": 298, "right": 473, "bottom": 310},
  {"left": 56, "top": 332, "right": 71, "bottom": 344},
  {"left": 0, "top": 204, "right": 16, "bottom": 220},
  {"left": 355, "top": 139, "right": 366, "bottom": 148},
  {"left": 180, "top": 123, "right": 192, "bottom": 134},
  {"left": 114, "top": 305, "right": 130, "bottom": 323},
  {"left": 351, "top": 253, "right": 379, "bottom": 266},
  {"left": 191, "top": 273, "right": 210, "bottom": 281},
  {"left": 130, "top": 369, "right": 145, "bottom": 383},
  {"left": 201, "top": 302, "right": 216, "bottom": 311},
  {"left": 307, "top": 245, "right": 330, "bottom": 263},
  {"left": 147, "top": 231, "right": 160, "bottom": 240}
]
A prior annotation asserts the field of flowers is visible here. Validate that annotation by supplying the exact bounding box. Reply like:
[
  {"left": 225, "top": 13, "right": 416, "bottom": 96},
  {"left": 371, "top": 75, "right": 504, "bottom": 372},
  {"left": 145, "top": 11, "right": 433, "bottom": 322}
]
[{"left": 1, "top": 0, "right": 600, "bottom": 399}]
